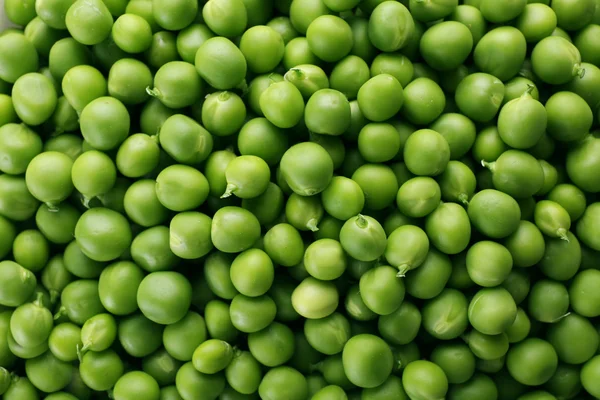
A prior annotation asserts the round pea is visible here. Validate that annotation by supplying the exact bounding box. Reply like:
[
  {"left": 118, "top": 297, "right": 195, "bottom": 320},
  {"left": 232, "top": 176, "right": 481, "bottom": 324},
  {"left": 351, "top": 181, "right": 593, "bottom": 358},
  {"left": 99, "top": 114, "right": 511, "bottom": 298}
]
[
  {"left": 404, "top": 129, "right": 450, "bottom": 177},
  {"left": 211, "top": 207, "right": 261, "bottom": 254},
  {"left": 466, "top": 241, "right": 513, "bottom": 287},
  {"left": 280, "top": 142, "right": 334, "bottom": 196},
  {"left": 368, "top": 1, "right": 414, "bottom": 52},
  {"left": 0, "top": 32, "right": 39, "bottom": 83},
  {"left": 163, "top": 311, "right": 208, "bottom": 362},
  {"left": 360, "top": 265, "right": 405, "bottom": 316},
  {"left": 455, "top": 73, "right": 505, "bottom": 122},
  {"left": 321, "top": 177, "right": 365, "bottom": 221},
  {"left": 421, "top": 21, "right": 473, "bottom": 71},
  {"left": 291, "top": 277, "right": 339, "bottom": 319},
  {"left": 195, "top": 37, "right": 247, "bottom": 90},
  {"left": 569, "top": 269, "right": 600, "bottom": 317},
  {"left": 25, "top": 151, "right": 74, "bottom": 208},
  {"left": 155, "top": 164, "right": 210, "bottom": 212},
  {"left": 340, "top": 215, "right": 387, "bottom": 262},
  {"left": 357, "top": 74, "right": 404, "bottom": 122},
  {"left": 385, "top": 225, "right": 430, "bottom": 275},
  {"left": 153, "top": 0, "right": 197, "bottom": 31},
  {"left": 567, "top": 135, "right": 600, "bottom": 193},
  {"left": 65, "top": 0, "right": 113, "bottom": 45},
  {"left": 343, "top": 334, "right": 394, "bottom": 389},
  {"left": 402, "top": 360, "right": 449, "bottom": 400},
  {"left": 468, "top": 189, "right": 521, "bottom": 239},
  {"left": 474, "top": 27, "right": 527, "bottom": 82},
  {"left": 532, "top": 36, "right": 584, "bottom": 85},
  {"left": 137, "top": 271, "right": 191, "bottom": 325},
  {"left": 12, "top": 72, "right": 57, "bottom": 126},
  {"left": 468, "top": 287, "right": 518, "bottom": 335},
  {"left": 507, "top": 338, "right": 558, "bottom": 386}
]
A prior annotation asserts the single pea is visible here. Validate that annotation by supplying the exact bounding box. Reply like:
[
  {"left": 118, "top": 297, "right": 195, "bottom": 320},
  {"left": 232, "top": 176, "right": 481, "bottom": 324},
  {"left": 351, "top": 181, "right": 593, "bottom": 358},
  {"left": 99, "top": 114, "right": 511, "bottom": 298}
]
[
  {"left": 468, "top": 287, "right": 518, "bottom": 335},
  {"left": 9, "top": 293, "right": 52, "bottom": 349},
  {"left": 248, "top": 322, "right": 295, "bottom": 367},
  {"left": 163, "top": 311, "right": 208, "bottom": 362},
  {"left": 385, "top": 225, "right": 430, "bottom": 275},
  {"left": 304, "top": 312, "right": 350, "bottom": 356},
  {"left": 405, "top": 248, "right": 452, "bottom": 300},
  {"left": 61, "top": 65, "right": 107, "bottom": 115},
  {"left": 304, "top": 89, "right": 351, "bottom": 136},
  {"left": 47, "top": 323, "right": 82, "bottom": 363},
  {"left": 107, "top": 58, "right": 153, "bottom": 105},
  {"left": 97, "top": 261, "right": 144, "bottom": 316},
  {"left": 0, "top": 174, "right": 40, "bottom": 222},
  {"left": 0, "top": 94, "right": 17, "bottom": 127},
  {"left": 368, "top": 1, "right": 414, "bottom": 52},
  {"left": 192, "top": 339, "right": 234, "bottom": 376},
  {"left": 426, "top": 201, "right": 472, "bottom": 255},
  {"left": 546, "top": 91, "right": 593, "bottom": 143},
  {"left": 498, "top": 86, "right": 547, "bottom": 150},
  {"left": 153, "top": 0, "right": 197, "bottom": 31},
  {"left": 474, "top": 27, "right": 527, "bottom": 82},
  {"left": 267, "top": 16, "right": 299, "bottom": 44},
  {"left": 421, "top": 21, "right": 473, "bottom": 71},
  {"left": 528, "top": 279, "right": 570, "bottom": 323},
  {"left": 72, "top": 150, "right": 117, "bottom": 206},
  {"left": 403, "top": 129, "right": 450, "bottom": 177},
  {"left": 137, "top": 271, "right": 192, "bottom": 325},
  {"left": 360, "top": 265, "right": 405, "bottom": 315},
  {"left": 113, "top": 371, "right": 160, "bottom": 400},
  {"left": 534, "top": 200, "right": 571, "bottom": 241},
  {"left": 357, "top": 74, "right": 404, "bottom": 122},
  {"left": 111, "top": 13, "right": 153, "bottom": 55},
  {"left": 263, "top": 223, "right": 304, "bottom": 267},
  {"left": 65, "top": 0, "right": 113, "bottom": 45},
  {"left": 80, "top": 96, "right": 130, "bottom": 150},
  {"left": 45, "top": 97, "right": 79, "bottom": 136},
  {"left": 260, "top": 80, "right": 305, "bottom": 129},
  {"left": 11, "top": 72, "right": 57, "bottom": 126},
  {"left": 258, "top": 366, "right": 308, "bottom": 400},
  {"left": 430, "top": 113, "right": 477, "bottom": 160},
  {"left": 155, "top": 164, "right": 210, "bottom": 211},
  {"left": 402, "top": 360, "right": 449, "bottom": 400},
  {"left": 569, "top": 269, "right": 600, "bottom": 317},
  {"left": 237, "top": 118, "right": 288, "bottom": 168},
  {"left": 169, "top": 211, "right": 213, "bottom": 260},
  {"left": 466, "top": 241, "right": 513, "bottom": 287},
  {"left": 340, "top": 214, "right": 387, "bottom": 262},
  {"left": 343, "top": 334, "right": 394, "bottom": 389},
  {"left": 148, "top": 61, "right": 203, "bottom": 109},
  {"left": 328, "top": 55, "right": 370, "bottom": 100},
  {"left": 230, "top": 294, "right": 277, "bottom": 333},
  {"left": 429, "top": 342, "right": 476, "bottom": 385},
  {"left": 547, "top": 313, "right": 598, "bottom": 365},
  {"left": 74, "top": 207, "right": 132, "bottom": 262},
  {"left": 305, "top": 15, "right": 352, "bottom": 63},
  {"left": 195, "top": 37, "right": 247, "bottom": 91},
  {"left": 211, "top": 206, "right": 261, "bottom": 254},
  {"left": 532, "top": 36, "right": 584, "bottom": 85},
  {"left": 465, "top": 330, "right": 510, "bottom": 361},
  {"left": 239, "top": 25, "right": 285, "bottom": 74},
  {"left": 292, "top": 277, "right": 339, "bottom": 319},
  {"left": 25, "top": 151, "right": 74, "bottom": 210},
  {"left": 455, "top": 73, "right": 505, "bottom": 123},
  {"left": 468, "top": 189, "right": 521, "bottom": 239},
  {"left": 0, "top": 32, "right": 39, "bottom": 84},
  {"left": 304, "top": 239, "right": 347, "bottom": 281},
  {"left": 79, "top": 313, "right": 117, "bottom": 355},
  {"left": 222, "top": 155, "right": 271, "bottom": 199},
  {"left": 321, "top": 177, "right": 365, "bottom": 221},
  {"left": 396, "top": 177, "right": 441, "bottom": 218},
  {"left": 229, "top": 249, "right": 274, "bottom": 297},
  {"left": 507, "top": 338, "right": 558, "bottom": 386},
  {"left": 202, "top": 91, "right": 246, "bottom": 138},
  {"left": 123, "top": 179, "right": 170, "bottom": 228},
  {"left": 116, "top": 133, "right": 160, "bottom": 178},
  {"left": 483, "top": 150, "right": 545, "bottom": 198},
  {"left": 280, "top": 142, "right": 334, "bottom": 196},
  {"left": 204, "top": 150, "right": 238, "bottom": 198},
  {"left": 0, "top": 123, "right": 43, "bottom": 175},
  {"left": 224, "top": 350, "right": 263, "bottom": 395},
  {"left": 24, "top": 350, "right": 74, "bottom": 393},
  {"left": 539, "top": 231, "right": 581, "bottom": 281},
  {"left": 131, "top": 226, "right": 179, "bottom": 272},
  {"left": 357, "top": 123, "right": 400, "bottom": 163},
  {"left": 176, "top": 23, "right": 214, "bottom": 63},
  {"left": 472, "top": 126, "right": 509, "bottom": 164},
  {"left": 63, "top": 240, "right": 106, "bottom": 279},
  {"left": 436, "top": 160, "right": 477, "bottom": 206}
]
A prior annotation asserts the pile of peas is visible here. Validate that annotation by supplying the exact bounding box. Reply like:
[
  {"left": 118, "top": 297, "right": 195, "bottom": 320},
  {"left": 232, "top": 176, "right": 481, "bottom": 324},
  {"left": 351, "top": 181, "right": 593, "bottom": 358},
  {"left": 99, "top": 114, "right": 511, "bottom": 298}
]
[{"left": 1, "top": 0, "right": 600, "bottom": 399}]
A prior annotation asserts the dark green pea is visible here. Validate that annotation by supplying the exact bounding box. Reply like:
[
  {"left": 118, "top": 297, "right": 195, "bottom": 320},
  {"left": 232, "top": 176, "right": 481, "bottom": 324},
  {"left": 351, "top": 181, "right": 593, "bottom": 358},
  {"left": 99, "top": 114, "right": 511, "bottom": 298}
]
[
  {"left": 119, "top": 312, "right": 164, "bottom": 358},
  {"left": 131, "top": 226, "right": 179, "bottom": 272},
  {"left": 538, "top": 231, "right": 581, "bottom": 281},
  {"left": 9, "top": 293, "right": 52, "bottom": 349},
  {"left": 176, "top": 362, "right": 226, "bottom": 400},
  {"left": 437, "top": 160, "right": 477, "bottom": 205},
  {"left": 447, "top": 252, "right": 475, "bottom": 291},
  {"left": 340, "top": 214, "right": 387, "bottom": 262},
  {"left": 407, "top": 248, "right": 453, "bottom": 300},
  {"left": 142, "top": 348, "right": 182, "bottom": 387},
  {"left": 163, "top": 311, "right": 207, "bottom": 362},
  {"left": 226, "top": 351, "right": 263, "bottom": 395},
  {"left": 58, "top": 279, "right": 105, "bottom": 325},
  {"left": 63, "top": 240, "right": 106, "bottom": 279},
  {"left": 543, "top": 363, "right": 582, "bottom": 400},
  {"left": 0, "top": 123, "right": 43, "bottom": 176},
  {"left": 500, "top": 269, "right": 530, "bottom": 306},
  {"left": 455, "top": 73, "right": 505, "bottom": 122},
  {"left": 290, "top": 331, "right": 324, "bottom": 375},
  {"left": 429, "top": 113, "right": 477, "bottom": 160},
  {"left": 263, "top": 223, "right": 304, "bottom": 267},
  {"left": 25, "top": 351, "right": 74, "bottom": 393},
  {"left": 139, "top": 97, "right": 177, "bottom": 136},
  {"left": 548, "top": 313, "right": 598, "bottom": 365},
  {"left": 310, "top": 133, "right": 346, "bottom": 171},
  {"left": 0, "top": 174, "right": 40, "bottom": 222},
  {"left": 528, "top": 279, "right": 570, "bottom": 323},
  {"left": 466, "top": 241, "right": 513, "bottom": 287},
  {"left": 176, "top": 23, "right": 214, "bottom": 63},
  {"left": 0, "top": 261, "right": 37, "bottom": 307},
  {"left": 501, "top": 220, "right": 545, "bottom": 268},
  {"left": 24, "top": 17, "right": 67, "bottom": 58},
  {"left": 382, "top": 208, "right": 418, "bottom": 237},
  {"left": 562, "top": 63, "right": 600, "bottom": 118},
  {"left": 345, "top": 284, "right": 377, "bottom": 322}
]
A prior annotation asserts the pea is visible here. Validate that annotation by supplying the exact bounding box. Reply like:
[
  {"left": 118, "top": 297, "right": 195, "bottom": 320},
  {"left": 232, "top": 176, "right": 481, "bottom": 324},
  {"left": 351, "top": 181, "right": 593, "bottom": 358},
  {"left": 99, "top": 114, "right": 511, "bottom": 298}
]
[
  {"left": 79, "top": 350, "right": 124, "bottom": 390},
  {"left": 142, "top": 348, "right": 182, "bottom": 387},
  {"left": 292, "top": 277, "right": 339, "bottom": 319},
  {"left": 0, "top": 260, "right": 37, "bottom": 308},
  {"left": 546, "top": 92, "right": 593, "bottom": 144},
  {"left": 421, "top": 21, "right": 473, "bottom": 72},
  {"left": 113, "top": 371, "right": 161, "bottom": 400},
  {"left": 195, "top": 37, "right": 247, "bottom": 90},
  {"left": 507, "top": 338, "right": 558, "bottom": 386},
  {"left": 0, "top": 32, "right": 39, "bottom": 84},
  {"left": 160, "top": 311, "right": 207, "bottom": 363},
  {"left": 468, "top": 189, "right": 521, "bottom": 239},
  {"left": 436, "top": 161, "right": 477, "bottom": 206},
  {"left": 542, "top": 364, "right": 582, "bottom": 400},
  {"left": 151, "top": 0, "right": 197, "bottom": 31},
  {"left": 225, "top": 351, "right": 263, "bottom": 395},
  {"left": 485, "top": 150, "right": 544, "bottom": 198},
  {"left": 137, "top": 271, "right": 192, "bottom": 325},
  {"left": 422, "top": 288, "right": 469, "bottom": 340},
  {"left": 9, "top": 294, "right": 52, "bottom": 349},
  {"left": 0, "top": 124, "right": 43, "bottom": 176},
  {"left": 280, "top": 142, "right": 334, "bottom": 196},
  {"left": 405, "top": 248, "right": 452, "bottom": 300},
  {"left": 539, "top": 230, "right": 582, "bottom": 281},
  {"left": 569, "top": 269, "right": 600, "bottom": 317},
  {"left": 50, "top": 325, "right": 83, "bottom": 363},
  {"left": 455, "top": 73, "right": 505, "bottom": 122},
  {"left": 429, "top": 343, "right": 475, "bottom": 386},
  {"left": 211, "top": 207, "right": 261, "bottom": 254},
  {"left": 382, "top": 225, "right": 427, "bottom": 276},
  {"left": 402, "top": 360, "right": 449, "bottom": 400},
  {"left": 155, "top": 164, "right": 210, "bottom": 212},
  {"left": 567, "top": 135, "right": 600, "bottom": 193},
  {"left": 532, "top": 36, "right": 584, "bottom": 85},
  {"left": 425, "top": 202, "right": 472, "bottom": 255},
  {"left": 465, "top": 241, "right": 513, "bottom": 287},
  {"left": 0, "top": 174, "right": 39, "bottom": 222},
  {"left": 320, "top": 177, "right": 364, "bottom": 221},
  {"left": 528, "top": 279, "right": 570, "bottom": 323},
  {"left": 534, "top": 200, "right": 571, "bottom": 241},
  {"left": 339, "top": 214, "right": 387, "bottom": 262},
  {"left": 547, "top": 314, "right": 598, "bottom": 365},
  {"left": 468, "top": 287, "right": 517, "bottom": 335},
  {"left": 72, "top": 150, "right": 117, "bottom": 207},
  {"left": 60, "top": 66, "right": 105, "bottom": 117},
  {"left": 65, "top": 0, "right": 113, "bottom": 45},
  {"left": 115, "top": 134, "right": 160, "bottom": 178},
  {"left": 498, "top": 221, "right": 545, "bottom": 268},
  {"left": 221, "top": 156, "right": 271, "bottom": 200},
  {"left": 474, "top": 27, "right": 527, "bottom": 82},
  {"left": 176, "top": 361, "right": 226, "bottom": 400},
  {"left": 258, "top": 366, "right": 308, "bottom": 400}
]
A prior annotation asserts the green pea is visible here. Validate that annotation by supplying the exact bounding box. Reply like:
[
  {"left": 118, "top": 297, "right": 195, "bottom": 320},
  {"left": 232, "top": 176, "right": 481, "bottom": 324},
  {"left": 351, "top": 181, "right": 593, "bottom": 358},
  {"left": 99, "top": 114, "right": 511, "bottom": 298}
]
[
  {"left": 546, "top": 91, "right": 593, "bottom": 143},
  {"left": 507, "top": 338, "right": 558, "bottom": 386},
  {"left": 421, "top": 21, "right": 473, "bottom": 72},
  {"left": 403, "top": 129, "right": 450, "bottom": 177},
  {"left": 97, "top": 261, "right": 143, "bottom": 316},
  {"left": 260, "top": 80, "right": 305, "bottom": 129},
  {"left": 465, "top": 241, "right": 513, "bottom": 287},
  {"left": 357, "top": 74, "right": 404, "bottom": 122},
  {"left": 229, "top": 249, "right": 274, "bottom": 297},
  {"left": 327, "top": 56, "right": 370, "bottom": 100},
  {"left": 238, "top": 25, "right": 284, "bottom": 74},
  {"left": 80, "top": 96, "right": 130, "bottom": 150},
  {"left": 436, "top": 160, "right": 477, "bottom": 206},
  {"left": 368, "top": 1, "right": 414, "bottom": 52},
  {"left": 340, "top": 214, "right": 387, "bottom": 262},
  {"left": 528, "top": 279, "right": 570, "bottom": 323},
  {"left": 500, "top": 268, "right": 530, "bottom": 305},
  {"left": 176, "top": 361, "right": 226, "bottom": 400},
  {"left": 534, "top": 200, "right": 571, "bottom": 241},
  {"left": 211, "top": 206, "right": 260, "bottom": 254},
  {"left": 25, "top": 350, "right": 73, "bottom": 393},
  {"left": 113, "top": 371, "right": 160, "bottom": 400},
  {"left": 344, "top": 284, "right": 376, "bottom": 322},
  {"left": 225, "top": 351, "right": 263, "bottom": 395},
  {"left": 9, "top": 293, "right": 52, "bottom": 349},
  {"left": 195, "top": 37, "right": 247, "bottom": 91},
  {"left": 320, "top": 177, "right": 364, "bottom": 221},
  {"left": 0, "top": 32, "right": 39, "bottom": 84},
  {"left": 430, "top": 342, "right": 476, "bottom": 385},
  {"left": 63, "top": 240, "right": 105, "bottom": 279},
  {"left": 303, "top": 239, "right": 346, "bottom": 281},
  {"left": 72, "top": 150, "right": 117, "bottom": 206},
  {"left": 497, "top": 88, "right": 547, "bottom": 151},
  {"left": 468, "top": 189, "right": 521, "bottom": 239},
  {"left": 163, "top": 311, "right": 208, "bottom": 362},
  {"left": 543, "top": 363, "right": 581, "bottom": 400},
  {"left": 11, "top": 73, "right": 56, "bottom": 126},
  {"left": 455, "top": 73, "right": 505, "bottom": 122},
  {"left": 0, "top": 123, "right": 43, "bottom": 176},
  {"left": 130, "top": 226, "right": 179, "bottom": 272},
  {"left": 359, "top": 265, "right": 405, "bottom": 315},
  {"left": 569, "top": 269, "right": 600, "bottom": 317},
  {"left": 61, "top": 65, "right": 107, "bottom": 115},
  {"left": 74, "top": 207, "right": 132, "bottom": 262},
  {"left": 152, "top": 0, "right": 197, "bottom": 31},
  {"left": 292, "top": 277, "right": 339, "bottom": 319},
  {"left": 532, "top": 36, "right": 584, "bottom": 85},
  {"left": 191, "top": 339, "right": 234, "bottom": 375},
  {"left": 395, "top": 177, "right": 440, "bottom": 218},
  {"left": 247, "top": 321, "right": 295, "bottom": 367},
  {"left": 547, "top": 313, "right": 598, "bottom": 365},
  {"left": 280, "top": 142, "right": 334, "bottom": 196},
  {"left": 370, "top": 53, "right": 413, "bottom": 88},
  {"left": 66, "top": 0, "right": 114, "bottom": 45},
  {"left": 262, "top": 223, "right": 303, "bottom": 267},
  {"left": 106, "top": 59, "right": 152, "bottom": 105},
  {"left": 155, "top": 164, "right": 210, "bottom": 212},
  {"left": 24, "top": 151, "right": 73, "bottom": 209},
  {"left": 267, "top": 16, "right": 299, "bottom": 44},
  {"left": 448, "top": 5, "right": 487, "bottom": 44},
  {"left": 202, "top": 93, "right": 247, "bottom": 139},
  {"left": 406, "top": 248, "right": 453, "bottom": 300},
  {"left": 430, "top": 114, "right": 477, "bottom": 160},
  {"left": 142, "top": 349, "right": 182, "bottom": 387},
  {"left": 230, "top": 294, "right": 277, "bottom": 333},
  {"left": 79, "top": 313, "right": 117, "bottom": 355},
  {"left": 148, "top": 62, "right": 203, "bottom": 109},
  {"left": 425, "top": 202, "right": 472, "bottom": 255},
  {"left": 474, "top": 27, "right": 527, "bottom": 82},
  {"left": 484, "top": 150, "right": 544, "bottom": 198},
  {"left": 2, "top": 377, "right": 39, "bottom": 400},
  {"left": 57, "top": 279, "right": 105, "bottom": 325},
  {"left": 384, "top": 225, "right": 429, "bottom": 275},
  {"left": 468, "top": 287, "right": 518, "bottom": 335},
  {"left": 402, "top": 360, "right": 449, "bottom": 400},
  {"left": 303, "top": 89, "right": 351, "bottom": 136},
  {"left": 259, "top": 366, "right": 308, "bottom": 400},
  {"left": 175, "top": 23, "right": 214, "bottom": 63},
  {"left": 137, "top": 271, "right": 192, "bottom": 325},
  {"left": 221, "top": 156, "right": 271, "bottom": 200},
  {"left": 0, "top": 174, "right": 40, "bottom": 221}
]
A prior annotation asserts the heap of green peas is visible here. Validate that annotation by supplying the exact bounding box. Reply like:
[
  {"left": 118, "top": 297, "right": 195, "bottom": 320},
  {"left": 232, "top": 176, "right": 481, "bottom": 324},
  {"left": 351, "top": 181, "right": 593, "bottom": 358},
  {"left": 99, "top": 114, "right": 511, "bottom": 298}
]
[{"left": 1, "top": 0, "right": 600, "bottom": 399}]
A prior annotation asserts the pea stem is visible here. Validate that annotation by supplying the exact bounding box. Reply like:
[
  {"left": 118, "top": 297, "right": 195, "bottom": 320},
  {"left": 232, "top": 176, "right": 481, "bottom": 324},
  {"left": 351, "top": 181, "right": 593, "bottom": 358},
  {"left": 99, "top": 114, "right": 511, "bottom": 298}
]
[
  {"left": 557, "top": 228, "right": 570, "bottom": 242},
  {"left": 573, "top": 63, "right": 586, "bottom": 79},
  {"left": 53, "top": 306, "right": 66, "bottom": 321},
  {"left": 33, "top": 291, "right": 44, "bottom": 307},
  {"left": 458, "top": 193, "right": 469, "bottom": 206},
  {"left": 355, "top": 214, "right": 368, "bottom": 229},
  {"left": 45, "top": 202, "right": 60, "bottom": 213},
  {"left": 396, "top": 264, "right": 410, "bottom": 278},
  {"left": 145, "top": 87, "right": 161, "bottom": 98},
  {"left": 306, "top": 218, "right": 319, "bottom": 232},
  {"left": 481, "top": 160, "right": 495, "bottom": 173},
  {"left": 523, "top": 84, "right": 535, "bottom": 96},
  {"left": 220, "top": 184, "right": 237, "bottom": 199}
]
